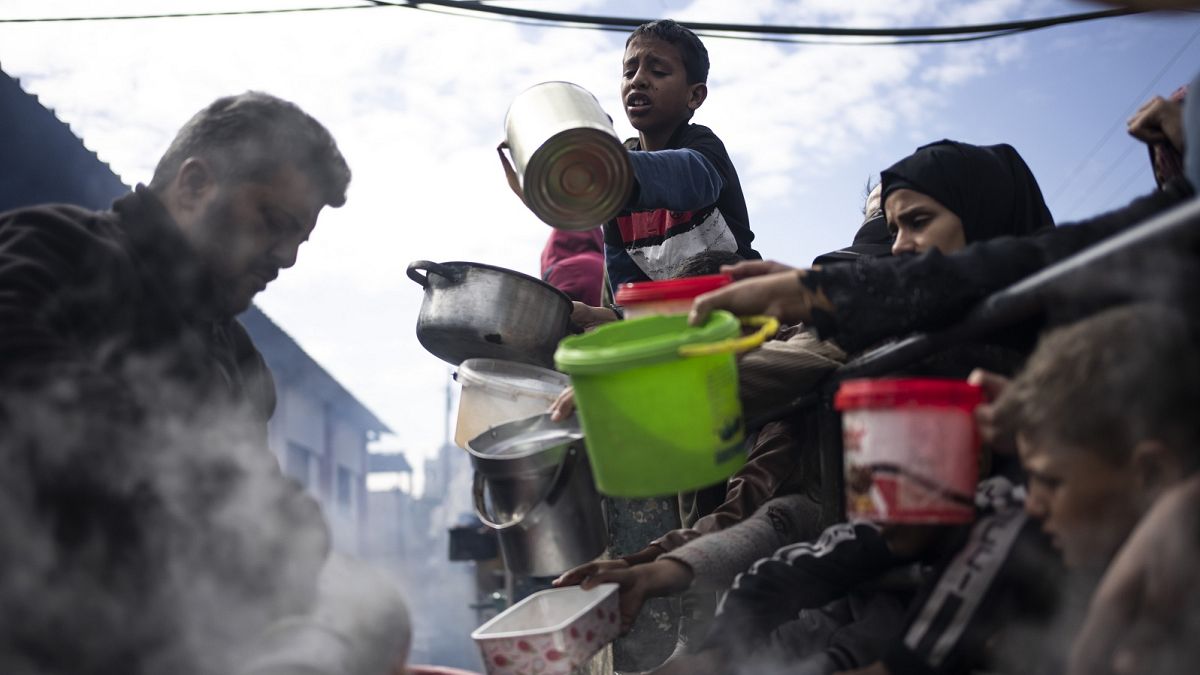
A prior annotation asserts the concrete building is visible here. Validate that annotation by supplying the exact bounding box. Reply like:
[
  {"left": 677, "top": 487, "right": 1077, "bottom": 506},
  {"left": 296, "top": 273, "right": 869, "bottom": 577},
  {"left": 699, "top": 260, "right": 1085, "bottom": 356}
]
[{"left": 240, "top": 307, "right": 391, "bottom": 555}]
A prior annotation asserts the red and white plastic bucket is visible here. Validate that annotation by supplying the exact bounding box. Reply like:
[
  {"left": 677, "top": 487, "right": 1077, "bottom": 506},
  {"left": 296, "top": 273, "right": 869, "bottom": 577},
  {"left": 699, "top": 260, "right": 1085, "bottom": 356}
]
[
  {"left": 614, "top": 274, "right": 732, "bottom": 319},
  {"left": 834, "top": 378, "right": 984, "bottom": 523}
]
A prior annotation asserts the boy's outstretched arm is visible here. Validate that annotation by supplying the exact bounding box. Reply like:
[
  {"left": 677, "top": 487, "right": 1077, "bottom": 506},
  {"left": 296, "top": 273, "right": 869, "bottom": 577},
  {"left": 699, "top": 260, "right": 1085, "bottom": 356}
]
[{"left": 627, "top": 148, "right": 724, "bottom": 212}]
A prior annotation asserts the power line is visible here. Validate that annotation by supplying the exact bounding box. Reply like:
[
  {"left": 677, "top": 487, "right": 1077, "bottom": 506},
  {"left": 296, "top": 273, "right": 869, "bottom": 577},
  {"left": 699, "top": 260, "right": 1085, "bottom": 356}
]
[
  {"left": 1098, "top": 157, "right": 1155, "bottom": 213},
  {"left": 0, "top": 3, "right": 379, "bottom": 23},
  {"left": 0, "top": 0, "right": 1146, "bottom": 46},
  {"left": 372, "top": 1, "right": 1144, "bottom": 38},
  {"left": 1062, "top": 142, "right": 1138, "bottom": 217},
  {"left": 1050, "top": 23, "right": 1200, "bottom": 203},
  {"left": 406, "top": 1, "right": 1037, "bottom": 46},
  {"left": 691, "top": 28, "right": 1031, "bottom": 47}
]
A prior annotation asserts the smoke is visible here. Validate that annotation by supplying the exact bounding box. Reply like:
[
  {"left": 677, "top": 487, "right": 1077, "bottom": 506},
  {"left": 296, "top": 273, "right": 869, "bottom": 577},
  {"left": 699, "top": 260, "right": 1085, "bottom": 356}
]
[{"left": 0, "top": 347, "right": 329, "bottom": 675}]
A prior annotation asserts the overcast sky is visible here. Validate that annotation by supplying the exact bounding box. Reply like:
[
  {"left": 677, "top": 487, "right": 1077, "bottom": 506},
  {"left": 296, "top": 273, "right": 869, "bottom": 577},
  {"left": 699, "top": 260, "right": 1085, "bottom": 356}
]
[{"left": 1, "top": 0, "right": 1197, "bottom": 492}]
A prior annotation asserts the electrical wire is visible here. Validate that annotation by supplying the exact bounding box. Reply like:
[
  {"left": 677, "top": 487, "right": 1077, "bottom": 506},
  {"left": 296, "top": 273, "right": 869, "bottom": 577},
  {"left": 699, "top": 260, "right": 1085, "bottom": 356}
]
[
  {"left": 404, "top": 1, "right": 1037, "bottom": 46},
  {"left": 1097, "top": 157, "right": 1155, "bottom": 213},
  {"left": 1049, "top": 23, "right": 1200, "bottom": 203},
  {"left": 702, "top": 28, "right": 1033, "bottom": 46},
  {"left": 1061, "top": 142, "right": 1139, "bottom": 217},
  {"left": 370, "top": 1, "right": 1144, "bottom": 38},
  {"left": 0, "top": 3, "right": 378, "bottom": 23},
  {"left": 0, "top": 0, "right": 1146, "bottom": 47}
]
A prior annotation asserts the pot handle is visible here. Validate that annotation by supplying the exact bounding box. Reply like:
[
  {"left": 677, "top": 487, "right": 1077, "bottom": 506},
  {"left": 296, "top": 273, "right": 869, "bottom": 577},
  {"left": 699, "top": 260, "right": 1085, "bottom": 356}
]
[
  {"left": 407, "top": 260, "right": 454, "bottom": 288},
  {"left": 678, "top": 315, "right": 779, "bottom": 358},
  {"left": 497, "top": 141, "right": 527, "bottom": 206},
  {"left": 472, "top": 445, "right": 578, "bottom": 531}
]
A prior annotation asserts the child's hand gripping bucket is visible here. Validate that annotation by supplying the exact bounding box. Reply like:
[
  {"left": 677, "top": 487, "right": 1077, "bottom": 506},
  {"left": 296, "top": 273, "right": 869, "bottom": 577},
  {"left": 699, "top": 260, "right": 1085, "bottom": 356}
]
[
  {"left": 835, "top": 378, "right": 984, "bottom": 523},
  {"left": 554, "top": 311, "right": 778, "bottom": 497}
]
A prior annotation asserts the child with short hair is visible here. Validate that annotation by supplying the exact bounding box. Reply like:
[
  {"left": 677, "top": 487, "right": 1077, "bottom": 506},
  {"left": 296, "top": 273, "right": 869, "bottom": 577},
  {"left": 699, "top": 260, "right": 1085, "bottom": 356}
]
[
  {"left": 573, "top": 18, "right": 760, "bottom": 328},
  {"left": 998, "top": 303, "right": 1200, "bottom": 574},
  {"left": 996, "top": 303, "right": 1200, "bottom": 675}
]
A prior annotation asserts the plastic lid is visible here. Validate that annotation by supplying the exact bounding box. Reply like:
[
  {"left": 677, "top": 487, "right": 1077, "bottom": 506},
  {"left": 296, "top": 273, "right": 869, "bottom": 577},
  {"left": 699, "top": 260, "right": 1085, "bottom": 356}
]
[
  {"left": 457, "top": 358, "right": 569, "bottom": 396},
  {"left": 615, "top": 274, "right": 733, "bottom": 305},
  {"left": 555, "top": 310, "right": 739, "bottom": 375},
  {"left": 834, "top": 378, "right": 983, "bottom": 410}
]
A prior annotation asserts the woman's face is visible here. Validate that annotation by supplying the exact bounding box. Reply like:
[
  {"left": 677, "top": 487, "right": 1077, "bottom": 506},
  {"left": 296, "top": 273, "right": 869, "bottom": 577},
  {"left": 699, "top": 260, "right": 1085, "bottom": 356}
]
[{"left": 885, "top": 188, "right": 966, "bottom": 255}]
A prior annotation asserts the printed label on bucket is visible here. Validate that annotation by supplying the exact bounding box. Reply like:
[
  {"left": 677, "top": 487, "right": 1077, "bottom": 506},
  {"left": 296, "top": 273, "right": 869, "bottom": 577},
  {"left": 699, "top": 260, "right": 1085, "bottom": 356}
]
[{"left": 843, "top": 408, "right": 978, "bottom": 523}]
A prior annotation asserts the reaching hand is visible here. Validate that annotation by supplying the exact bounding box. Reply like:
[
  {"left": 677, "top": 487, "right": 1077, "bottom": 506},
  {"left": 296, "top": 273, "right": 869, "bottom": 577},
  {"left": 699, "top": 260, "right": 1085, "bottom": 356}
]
[
  {"left": 720, "top": 259, "right": 797, "bottom": 281},
  {"left": 968, "top": 368, "right": 1015, "bottom": 455},
  {"left": 549, "top": 387, "right": 575, "bottom": 422},
  {"left": 1128, "top": 94, "right": 1185, "bottom": 154},
  {"left": 689, "top": 270, "right": 829, "bottom": 327},
  {"left": 570, "top": 302, "right": 619, "bottom": 332},
  {"left": 560, "top": 559, "right": 694, "bottom": 635},
  {"left": 552, "top": 558, "right": 629, "bottom": 588}
]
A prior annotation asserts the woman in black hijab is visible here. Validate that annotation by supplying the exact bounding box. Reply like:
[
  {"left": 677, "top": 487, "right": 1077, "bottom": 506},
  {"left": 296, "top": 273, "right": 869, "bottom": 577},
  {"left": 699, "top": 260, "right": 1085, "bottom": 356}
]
[
  {"left": 686, "top": 139, "right": 1089, "bottom": 354},
  {"left": 690, "top": 140, "right": 1193, "bottom": 355},
  {"left": 881, "top": 140, "right": 1054, "bottom": 256}
]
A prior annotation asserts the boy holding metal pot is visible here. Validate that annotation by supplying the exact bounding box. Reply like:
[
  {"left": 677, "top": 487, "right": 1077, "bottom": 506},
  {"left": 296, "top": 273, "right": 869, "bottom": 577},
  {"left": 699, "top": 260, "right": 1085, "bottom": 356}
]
[{"left": 571, "top": 18, "right": 760, "bottom": 330}]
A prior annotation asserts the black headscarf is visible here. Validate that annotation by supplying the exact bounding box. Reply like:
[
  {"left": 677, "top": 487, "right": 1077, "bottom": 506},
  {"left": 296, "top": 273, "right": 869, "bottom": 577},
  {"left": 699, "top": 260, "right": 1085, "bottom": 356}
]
[
  {"left": 880, "top": 140, "right": 1054, "bottom": 244},
  {"left": 812, "top": 212, "right": 893, "bottom": 266}
]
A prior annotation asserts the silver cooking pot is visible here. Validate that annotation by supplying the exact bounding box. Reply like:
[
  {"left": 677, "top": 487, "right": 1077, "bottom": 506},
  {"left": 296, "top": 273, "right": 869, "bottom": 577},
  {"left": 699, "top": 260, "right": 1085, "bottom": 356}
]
[
  {"left": 408, "top": 260, "right": 573, "bottom": 368},
  {"left": 468, "top": 414, "right": 607, "bottom": 577},
  {"left": 499, "top": 81, "right": 633, "bottom": 231}
]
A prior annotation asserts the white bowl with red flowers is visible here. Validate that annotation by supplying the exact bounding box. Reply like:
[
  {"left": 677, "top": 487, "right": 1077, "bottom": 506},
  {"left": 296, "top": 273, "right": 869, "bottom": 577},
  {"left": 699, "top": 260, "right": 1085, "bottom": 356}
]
[{"left": 471, "top": 583, "right": 619, "bottom": 674}]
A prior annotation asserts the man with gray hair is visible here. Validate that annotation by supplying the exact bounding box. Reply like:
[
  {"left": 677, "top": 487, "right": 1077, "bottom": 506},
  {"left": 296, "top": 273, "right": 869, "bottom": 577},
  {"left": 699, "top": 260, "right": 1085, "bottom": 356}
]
[{"left": 0, "top": 92, "right": 406, "bottom": 675}]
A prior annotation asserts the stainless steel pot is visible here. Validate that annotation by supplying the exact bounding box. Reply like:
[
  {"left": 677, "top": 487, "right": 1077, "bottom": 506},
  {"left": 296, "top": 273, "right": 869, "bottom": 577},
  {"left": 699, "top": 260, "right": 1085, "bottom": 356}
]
[
  {"left": 499, "top": 81, "right": 633, "bottom": 231},
  {"left": 468, "top": 414, "right": 607, "bottom": 577},
  {"left": 408, "top": 260, "right": 572, "bottom": 368}
]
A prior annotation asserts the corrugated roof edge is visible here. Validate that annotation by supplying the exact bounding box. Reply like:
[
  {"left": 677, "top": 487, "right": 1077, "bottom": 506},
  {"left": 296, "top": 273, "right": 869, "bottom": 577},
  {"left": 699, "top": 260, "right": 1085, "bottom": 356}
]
[{"left": 1, "top": 63, "right": 130, "bottom": 188}]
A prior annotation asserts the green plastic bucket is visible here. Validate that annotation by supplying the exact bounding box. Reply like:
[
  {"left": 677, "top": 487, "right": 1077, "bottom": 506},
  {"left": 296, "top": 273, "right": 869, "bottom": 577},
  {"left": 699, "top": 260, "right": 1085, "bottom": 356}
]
[{"left": 554, "top": 310, "right": 777, "bottom": 497}]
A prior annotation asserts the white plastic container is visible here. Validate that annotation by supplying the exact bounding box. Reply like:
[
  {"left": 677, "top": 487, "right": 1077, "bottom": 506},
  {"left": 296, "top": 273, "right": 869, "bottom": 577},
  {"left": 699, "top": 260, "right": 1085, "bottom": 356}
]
[
  {"left": 455, "top": 358, "right": 570, "bottom": 449},
  {"left": 471, "top": 583, "right": 619, "bottom": 675},
  {"left": 835, "top": 378, "right": 984, "bottom": 524}
]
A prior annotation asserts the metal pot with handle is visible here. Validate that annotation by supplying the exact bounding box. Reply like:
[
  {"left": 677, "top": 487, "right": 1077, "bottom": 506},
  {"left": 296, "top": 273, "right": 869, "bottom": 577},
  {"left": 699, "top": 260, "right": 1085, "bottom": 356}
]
[
  {"left": 408, "top": 260, "right": 573, "bottom": 368},
  {"left": 468, "top": 413, "right": 606, "bottom": 577}
]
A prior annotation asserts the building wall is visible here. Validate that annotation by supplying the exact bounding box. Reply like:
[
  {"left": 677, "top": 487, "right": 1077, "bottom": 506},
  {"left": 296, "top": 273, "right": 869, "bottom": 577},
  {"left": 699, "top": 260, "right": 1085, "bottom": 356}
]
[
  {"left": 276, "top": 386, "right": 323, "bottom": 491},
  {"left": 328, "top": 414, "right": 367, "bottom": 553},
  {"left": 270, "top": 384, "right": 371, "bottom": 556}
]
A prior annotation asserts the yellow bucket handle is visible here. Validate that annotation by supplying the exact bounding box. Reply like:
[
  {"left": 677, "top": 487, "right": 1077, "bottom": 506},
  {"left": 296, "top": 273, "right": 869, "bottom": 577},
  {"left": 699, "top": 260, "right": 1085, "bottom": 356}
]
[{"left": 678, "top": 315, "right": 779, "bottom": 358}]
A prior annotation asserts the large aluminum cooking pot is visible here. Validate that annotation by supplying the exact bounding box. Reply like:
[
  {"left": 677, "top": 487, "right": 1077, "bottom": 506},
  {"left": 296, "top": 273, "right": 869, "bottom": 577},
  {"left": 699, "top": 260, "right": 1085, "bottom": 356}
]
[
  {"left": 499, "top": 81, "right": 633, "bottom": 231},
  {"left": 408, "top": 260, "right": 572, "bottom": 368},
  {"left": 468, "top": 413, "right": 606, "bottom": 576}
]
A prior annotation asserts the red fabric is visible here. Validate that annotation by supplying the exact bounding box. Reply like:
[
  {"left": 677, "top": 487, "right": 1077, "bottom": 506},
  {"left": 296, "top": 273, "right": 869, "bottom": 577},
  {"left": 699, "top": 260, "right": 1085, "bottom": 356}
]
[
  {"left": 540, "top": 228, "right": 604, "bottom": 306},
  {"left": 616, "top": 209, "right": 698, "bottom": 243}
]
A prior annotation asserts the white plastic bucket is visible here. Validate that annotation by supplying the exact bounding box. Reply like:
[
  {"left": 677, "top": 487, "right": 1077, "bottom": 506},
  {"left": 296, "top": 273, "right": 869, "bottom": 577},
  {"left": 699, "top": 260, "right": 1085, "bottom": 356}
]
[
  {"left": 835, "top": 378, "right": 984, "bottom": 523},
  {"left": 471, "top": 583, "right": 619, "bottom": 675},
  {"left": 454, "top": 358, "right": 570, "bottom": 449}
]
